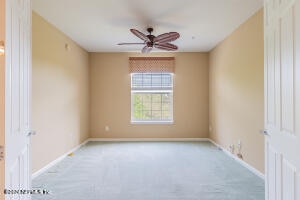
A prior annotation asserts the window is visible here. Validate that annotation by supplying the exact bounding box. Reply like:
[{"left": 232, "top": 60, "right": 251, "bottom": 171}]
[{"left": 131, "top": 73, "right": 173, "bottom": 123}]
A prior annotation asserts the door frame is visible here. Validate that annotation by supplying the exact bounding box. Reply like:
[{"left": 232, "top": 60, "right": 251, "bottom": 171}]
[{"left": 0, "top": 0, "right": 6, "bottom": 199}]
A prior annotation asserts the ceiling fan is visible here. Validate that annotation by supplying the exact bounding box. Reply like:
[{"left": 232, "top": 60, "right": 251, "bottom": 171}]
[{"left": 118, "top": 28, "right": 180, "bottom": 53}]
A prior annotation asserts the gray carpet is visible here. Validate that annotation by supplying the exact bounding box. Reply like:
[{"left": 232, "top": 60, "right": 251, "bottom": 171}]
[{"left": 32, "top": 141, "right": 264, "bottom": 200}]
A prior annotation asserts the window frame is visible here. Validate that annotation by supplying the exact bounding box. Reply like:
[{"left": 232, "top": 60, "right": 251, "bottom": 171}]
[{"left": 130, "top": 72, "right": 174, "bottom": 124}]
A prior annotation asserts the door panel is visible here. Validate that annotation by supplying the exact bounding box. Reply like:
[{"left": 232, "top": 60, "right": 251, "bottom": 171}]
[
  {"left": 282, "top": 159, "right": 296, "bottom": 199},
  {"left": 264, "top": 0, "right": 300, "bottom": 199},
  {"left": 5, "top": 0, "right": 31, "bottom": 199},
  {"left": 266, "top": 28, "right": 276, "bottom": 127},
  {"left": 280, "top": 6, "right": 295, "bottom": 134},
  {"left": 266, "top": 142, "right": 277, "bottom": 200}
]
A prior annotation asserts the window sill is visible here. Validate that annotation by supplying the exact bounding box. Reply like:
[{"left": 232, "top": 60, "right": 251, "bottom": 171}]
[{"left": 131, "top": 121, "right": 174, "bottom": 125}]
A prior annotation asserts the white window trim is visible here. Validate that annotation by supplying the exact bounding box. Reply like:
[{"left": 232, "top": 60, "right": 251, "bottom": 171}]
[
  {"left": 130, "top": 73, "right": 174, "bottom": 124},
  {"left": 131, "top": 121, "right": 174, "bottom": 125}
]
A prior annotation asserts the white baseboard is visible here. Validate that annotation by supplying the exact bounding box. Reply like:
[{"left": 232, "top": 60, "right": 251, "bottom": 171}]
[
  {"left": 87, "top": 138, "right": 210, "bottom": 142},
  {"left": 32, "top": 139, "right": 89, "bottom": 179},
  {"left": 208, "top": 139, "right": 265, "bottom": 180}
]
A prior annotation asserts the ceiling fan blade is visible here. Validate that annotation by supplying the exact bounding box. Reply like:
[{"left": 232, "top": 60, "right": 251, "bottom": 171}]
[
  {"left": 118, "top": 42, "right": 145, "bottom": 45},
  {"left": 130, "top": 29, "right": 150, "bottom": 42},
  {"left": 142, "top": 46, "right": 152, "bottom": 54},
  {"left": 154, "top": 43, "right": 178, "bottom": 51},
  {"left": 154, "top": 32, "right": 180, "bottom": 43}
]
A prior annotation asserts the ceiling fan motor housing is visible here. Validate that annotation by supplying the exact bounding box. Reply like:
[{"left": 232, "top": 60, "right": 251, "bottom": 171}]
[
  {"left": 147, "top": 34, "right": 155, "bottom": 47},
  {"left": 147, "top": 27, "right": 154, "bottom": 34}
]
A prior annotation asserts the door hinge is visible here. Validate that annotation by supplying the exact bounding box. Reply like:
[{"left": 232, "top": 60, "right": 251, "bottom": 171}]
[
  {"left": 0, "top": 146, "right": 4, "bottom": 161},
  {"left": 0, "top": 41, "right": 5, "bottom": 56}
]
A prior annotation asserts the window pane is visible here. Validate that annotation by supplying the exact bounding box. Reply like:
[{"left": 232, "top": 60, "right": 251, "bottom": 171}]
[
  {"left": 162, "top": 93, "right": 171, "bottom": 103},
  {"left": 132, "top": 92, "right": 172, "bottom": 121},
  {"left": 143, "top": 94, "right": 151, "bottom": 102},
  {"left": 162, "top": 111, "right": 171, "bottom": 119},
  {"left": 143, "top": 74, "right": 152, "bottom": 87},
  {"left": 152, "top": 111, "right": 162, "bottom": 120},
  {"left": 132, "top": 74, "right": 143, "bottom": 87},
  {"left": 134, "top": 109, "right": 143, "bottom": 119},
  {"left": 162, "top": 102, "right": 171, "bottom": 111},
  {"left": 152, "top": 94, "right": 161, "bottom": 103},
  {"left": 133, "top": 94, "right": 143, "bottom": 119},
  {"left": 152, "top": 74, "right": 162, "bottom": 87},
  {"left": 131, "top": 73, "right": 173, "bottom": 122},
  {"left": 152, "top": 103, "right": 162, "bottom": 111},
  {"left": 143, "top": 110, "right": 151, "bottom": 119},
  {"left": 162, "top": 74, "right": 172, "bottom": 87},
  {"left": 132, "top": 73, "right": 172, "bottom": 89},
  {"left": 143, "top": 101, "right": 151, "bottom": 110},
  {"left": 133, "top": 94, "right": 143, "bottom": 109}
]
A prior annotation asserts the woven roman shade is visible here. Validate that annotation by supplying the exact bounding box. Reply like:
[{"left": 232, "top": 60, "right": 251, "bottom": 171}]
[{"left": 129, "top": 57, "right": 175, "bottom": 73}]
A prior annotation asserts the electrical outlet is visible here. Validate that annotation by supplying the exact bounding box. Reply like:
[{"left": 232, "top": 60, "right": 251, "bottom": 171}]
[
  {"left": 237, "top": 140, "right": 242, "bottom": 158},
  {"left": 238, "top": 140, "right": 241, "bottom": 145},
  {"left": 65, "top": 43, "right": 70, "bottom": 51},
  {"left": 105, "top": 126, "right": 110, "bottom": 132},
  {"left": 237, "top": 140, "right": 242, "bottom": 152}
]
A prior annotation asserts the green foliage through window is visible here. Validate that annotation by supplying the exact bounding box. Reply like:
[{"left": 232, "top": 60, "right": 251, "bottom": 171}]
[{"left": 131, "top": 73, "right": 173, "bottom": 122}]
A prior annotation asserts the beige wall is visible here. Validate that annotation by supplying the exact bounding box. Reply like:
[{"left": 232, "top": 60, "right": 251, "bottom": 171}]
[
  {"left": 32, "top": 12, "right": 90, "bottom": 173},
  {"left": 31, "top": 9, "right": 264, "bottom": 174},
  {"left": 209, "top": 10, "right": 264, "bottom": 172},
  {"left": 89, "top": 52, "right": 209, "bottom": 138}
]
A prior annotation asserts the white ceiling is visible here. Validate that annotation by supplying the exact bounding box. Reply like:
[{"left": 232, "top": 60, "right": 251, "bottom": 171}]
[{"left": 32, "top": 0, "right": 263, "bottom": 52}]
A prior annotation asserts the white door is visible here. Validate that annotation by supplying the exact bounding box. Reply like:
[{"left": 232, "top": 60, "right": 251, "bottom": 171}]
[
  {"left": 4, "top": 0, "right": 32, "bottom": 199},
  {"left": 264, "top": 0, "right": 300, "bottom": 199}
]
